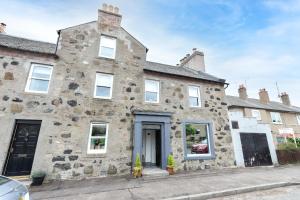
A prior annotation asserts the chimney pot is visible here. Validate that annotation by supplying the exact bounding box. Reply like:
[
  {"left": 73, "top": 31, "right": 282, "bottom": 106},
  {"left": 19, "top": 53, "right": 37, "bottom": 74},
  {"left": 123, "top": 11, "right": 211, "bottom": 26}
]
[
  {"left": 238, "top": 84, "right": 248, "bottom": 100},
  {"left": 102, "top": 3, "right": 108, "bottom": 11},
  {"left": 186, "top": 54, "right": 190, "bottom": 57},
  {"left": 192, "top": 48, "right": 197, "bottom": 52},
  {"left": 108, "top": 5, "right": 114, "bottom": 12},
  {"left": 0, "top": 23, "right": 6, "bottom": 34},
  {"left": 259, "top": 88, "right": 270, "bottom": 104},
  {"left": 280, "top": 92, "right": 291, "bottom": 106},
  {"left": 114, "top": 7, "right": 119, "bottom": 14}
]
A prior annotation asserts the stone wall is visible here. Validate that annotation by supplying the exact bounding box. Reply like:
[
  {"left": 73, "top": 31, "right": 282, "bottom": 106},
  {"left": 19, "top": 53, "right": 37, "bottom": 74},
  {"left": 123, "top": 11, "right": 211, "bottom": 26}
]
[{"left": 0, "top": 17, "right": 235, "bottom": 180}]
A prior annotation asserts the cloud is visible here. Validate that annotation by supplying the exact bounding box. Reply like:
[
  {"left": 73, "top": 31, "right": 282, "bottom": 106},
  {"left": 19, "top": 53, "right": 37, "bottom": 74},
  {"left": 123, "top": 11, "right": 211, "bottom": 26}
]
[{"left": 1, "top": 0, "right": 300, "bottom": 106}]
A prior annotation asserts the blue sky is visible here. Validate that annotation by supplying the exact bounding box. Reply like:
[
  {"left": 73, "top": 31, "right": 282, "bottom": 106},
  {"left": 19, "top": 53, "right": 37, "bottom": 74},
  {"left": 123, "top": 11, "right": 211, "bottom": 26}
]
[{"left": 1, "top": 0, "right": 300, "bottom": 106}]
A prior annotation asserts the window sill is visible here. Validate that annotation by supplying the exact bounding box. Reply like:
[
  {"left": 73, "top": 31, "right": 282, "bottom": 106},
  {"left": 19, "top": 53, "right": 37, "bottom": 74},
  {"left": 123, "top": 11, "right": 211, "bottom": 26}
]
[
  {"left": 23, "top": 91, "right": 49, "bottom": 96},
  {"left": 97, "top": 56, "right": 115, "bottom": 61},
  {"left": 272, "top": 122, "right": 283, "bottom": 125},
  {"left": 93, "top": 97, "right": 113, "bottom": 101},
  {"left": 84, "top": 153, "right": 107, "bottom": 158},
  {"left": 185, "top": 154, "right": 216, "bottom": 160}
]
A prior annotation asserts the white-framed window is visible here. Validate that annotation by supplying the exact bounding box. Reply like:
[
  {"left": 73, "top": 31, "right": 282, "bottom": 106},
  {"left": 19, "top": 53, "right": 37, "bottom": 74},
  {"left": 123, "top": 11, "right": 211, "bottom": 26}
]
[
  {"left": 297, "top": 115, "right": 300, "bottom": 125},
  {"left": 270, "top": 112, "right": 282, "bottom": 124},
  {"left": 87, "top": 123, "right": 108, "bottom": 154},
  {"left": 25, "top": 63, "right": 53, "bottom": 93},
  {"left": 184, "top": 122, "right": 215, "bottom": 159},
  {"left": 145, "top": 79, "right": 160, "bottom": 103},
  {"left": 252, "top": 109, "right": 261, "bottom": 120},
  {"left": 188, "top": 86, "right": 201, "bottom": 107},
  {"left": 94, "top": 73, "right": 113, "bottom": 99},
  {"left": 98, "top": 35, "right": 116, "bottom": 59}
]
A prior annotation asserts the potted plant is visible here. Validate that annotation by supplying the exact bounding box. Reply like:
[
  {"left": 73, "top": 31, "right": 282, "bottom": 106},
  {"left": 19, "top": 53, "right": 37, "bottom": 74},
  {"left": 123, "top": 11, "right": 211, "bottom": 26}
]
[
  {"left": 133, "top": 153, "right": 142, "bottom": 178},
  {"left": 166, "top": 154, "right": 175, "bottom": 175},
  {"left": 31, "top": 171, "right": 46, "bottom": 186}
]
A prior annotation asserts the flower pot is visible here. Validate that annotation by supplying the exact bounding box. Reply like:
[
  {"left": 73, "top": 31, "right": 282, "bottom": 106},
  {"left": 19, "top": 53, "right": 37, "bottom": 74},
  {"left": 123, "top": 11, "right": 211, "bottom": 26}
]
[
  {"left": 133, "top": 167, "right": 142, "bottom": 178},
  {"left": 31, "top": 176, "right": 45, "bottom": 186},
  {"left": 166, "top": 167, "right": 175, "bottom": 175}
]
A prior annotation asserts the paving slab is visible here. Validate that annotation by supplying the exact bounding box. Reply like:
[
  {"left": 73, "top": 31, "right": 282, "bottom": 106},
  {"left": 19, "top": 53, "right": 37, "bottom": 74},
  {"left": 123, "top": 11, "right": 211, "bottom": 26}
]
[{"left": 30, "top": 165, "right": 300, "bottom": 200}]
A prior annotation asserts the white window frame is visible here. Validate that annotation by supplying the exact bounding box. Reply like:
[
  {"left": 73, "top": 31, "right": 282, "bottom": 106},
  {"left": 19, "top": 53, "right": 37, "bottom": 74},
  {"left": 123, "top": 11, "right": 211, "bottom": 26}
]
[
  {"left": 94, "top": 73, "right": 114, "bottom": 99},
  {"left": 87, "top": 123, "right": 109, "bottom": 154},
  {"left": 252, "top": 109, "right": 261, "bottom": 120},
  {"left": 270, "top": 112, "right": 282, "bottom": 124},
  {"left": 297, "top": 115, "right": 300, "bottom": 125},
  {"left": 188, "top": 86, "right": 201, "bottom": 107},
  {"left": 144, "top": 79, "right": 160, "bottom": 103},
  {"left": 98, "top": 35, "right": 116, "bottom": 59},
  {"left": 25, "top": 63, "right": 53, "bottom": 93}
]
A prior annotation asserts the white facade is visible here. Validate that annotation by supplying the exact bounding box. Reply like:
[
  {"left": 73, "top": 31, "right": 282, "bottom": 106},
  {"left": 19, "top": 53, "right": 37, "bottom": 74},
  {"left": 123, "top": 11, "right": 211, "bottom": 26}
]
[{"left": 228, "top": 111, "right": 278, "bottom": 167}]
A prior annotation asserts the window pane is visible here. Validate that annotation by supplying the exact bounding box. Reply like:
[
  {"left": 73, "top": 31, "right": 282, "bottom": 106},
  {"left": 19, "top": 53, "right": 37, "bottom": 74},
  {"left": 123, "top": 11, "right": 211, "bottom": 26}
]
[
  {"left": 96, "top": 73, "right": 113, "bottom": 87},
  {"left": 100, "top": 46, "right": 114, "bottom": 58},
  {"left": 189, "top": 97, "right": 199, "bottom": 107},
  {"left": 96, "top": 86, "right": 111, "bottom": 97},
  {"left": 185, "top": 123, "right": 210, "bottom": 155},
  {"left": 90, "top": 138, "right": 106, "bottom": 150},
  {"left": 100, "top": 36, "right": 116, "bottom": 48},
  {"left": 29, "top": 79, "right": 49, "bottom": 92},
  {"left": 145, "top": 91, "right": 158, "bottom": 102},
  {"left": 189, "top": 86, "right": 198, "bottom": 97},
  {"left": 145, "top": 80, "right": 159, "bottom": 92},
  {"left": 32, "top": 66, "right": 51, "bottom": 79},
  {"left": 92, "top": 124, "right": 107, "bottom": 136}
]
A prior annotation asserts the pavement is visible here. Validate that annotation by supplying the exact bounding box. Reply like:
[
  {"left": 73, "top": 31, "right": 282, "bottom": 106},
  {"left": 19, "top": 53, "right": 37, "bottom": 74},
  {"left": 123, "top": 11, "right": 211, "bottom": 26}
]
[{"left": 30, "top": 165, "right": 300, "bottom": 200}]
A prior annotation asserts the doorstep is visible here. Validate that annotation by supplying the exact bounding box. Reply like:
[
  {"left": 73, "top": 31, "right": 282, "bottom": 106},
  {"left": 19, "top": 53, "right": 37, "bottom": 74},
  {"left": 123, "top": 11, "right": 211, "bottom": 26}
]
[{"left": 142, "top": 167, "right": 169, "bottom": 179}]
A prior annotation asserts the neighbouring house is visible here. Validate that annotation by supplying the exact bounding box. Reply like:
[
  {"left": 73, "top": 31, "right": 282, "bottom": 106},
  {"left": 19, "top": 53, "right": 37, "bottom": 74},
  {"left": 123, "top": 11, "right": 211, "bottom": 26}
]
[
  {"left": 226, "top": 85, "right": 300, "bottom": 167},
  {"left": 0, "top": 4, "right": 235, "bottom": 180}
]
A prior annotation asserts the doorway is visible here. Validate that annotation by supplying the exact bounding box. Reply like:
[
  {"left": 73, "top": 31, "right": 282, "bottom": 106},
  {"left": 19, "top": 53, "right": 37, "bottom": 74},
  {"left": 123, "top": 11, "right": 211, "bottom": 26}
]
[
  {"left": 142, "top": 124, "right": 161, "bottom": 168},
  {"left": 240, "top": 133, "right": 272, "bottom": 167},
  {"left": 3, "top": 120, "right": 41, "bottom": 176}
]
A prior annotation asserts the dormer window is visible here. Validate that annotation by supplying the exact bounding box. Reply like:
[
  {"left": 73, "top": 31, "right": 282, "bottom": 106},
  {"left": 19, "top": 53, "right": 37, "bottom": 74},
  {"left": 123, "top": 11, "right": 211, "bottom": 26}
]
[{"left": 99, "top": 35, "right": 116, "bottom": 59}]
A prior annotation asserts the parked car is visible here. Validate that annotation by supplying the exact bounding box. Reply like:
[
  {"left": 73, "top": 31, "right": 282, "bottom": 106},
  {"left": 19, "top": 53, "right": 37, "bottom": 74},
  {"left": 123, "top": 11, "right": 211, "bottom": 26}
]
[
  {"left": 0, "top": 175, "right": 30, "bottom": 200},
  {"left": 191, "top": 139, "right": 209, "bottom": 154}
]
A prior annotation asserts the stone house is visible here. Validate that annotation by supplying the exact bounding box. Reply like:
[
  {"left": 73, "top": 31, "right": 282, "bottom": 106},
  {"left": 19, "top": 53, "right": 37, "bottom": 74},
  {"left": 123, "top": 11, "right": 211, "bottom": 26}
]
[
  {"left": 226, "top": 85, "right": 300, "bottom": 167},
  {"left": 0, "top": 4, "right": 234, "bottom": 180}
]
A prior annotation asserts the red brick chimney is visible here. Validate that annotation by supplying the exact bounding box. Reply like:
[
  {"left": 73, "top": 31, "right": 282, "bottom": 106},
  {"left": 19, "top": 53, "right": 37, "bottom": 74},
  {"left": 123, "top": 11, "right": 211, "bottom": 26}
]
[
  {"left": 238, "top": 85, "right": 248, "bottom": 100},
  {"left": 259, "top": 88, "right": 270, "bottom": 104},
  {"left": 0, "top": 23, "right": 6, "bottom": 34},
  {"left": 180, "top": 48, "right": 205, "bottom": 72},
  {"left": 280, "top": 92, "right": 291, "bottom": 106},
  {"left": 98, "top": 3, "right": 122, "bottom": 30}
]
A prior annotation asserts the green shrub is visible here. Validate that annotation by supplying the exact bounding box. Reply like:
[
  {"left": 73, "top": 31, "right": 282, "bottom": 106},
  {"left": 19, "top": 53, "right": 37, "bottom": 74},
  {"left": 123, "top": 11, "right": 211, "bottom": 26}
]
[
  {"left": 277, "top": 142, "right": 298, "bottom": 151},
  {"left": 167, "top": 154, "right": 175, "bottom": 168},
  {"left": 135, "top": 153, "right": 142, "bottom": 169},
  {"left": 31, "top": 170, "right": 46, "bottom": 178},
  {"left": 287, "top": 138, "right": 300, "bottom": 147}
]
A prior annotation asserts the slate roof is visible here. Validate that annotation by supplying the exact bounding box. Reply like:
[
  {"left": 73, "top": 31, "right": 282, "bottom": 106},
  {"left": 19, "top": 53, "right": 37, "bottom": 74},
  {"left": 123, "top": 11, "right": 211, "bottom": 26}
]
[
  {"left": 226, "top": 95, "right": 300, "bottom": 113},
  {"left": 144, "top": 61, "right": 226, "bottom": 84},
  {"left": 0, "top": 34, "right": 56, "bottom": 54}
]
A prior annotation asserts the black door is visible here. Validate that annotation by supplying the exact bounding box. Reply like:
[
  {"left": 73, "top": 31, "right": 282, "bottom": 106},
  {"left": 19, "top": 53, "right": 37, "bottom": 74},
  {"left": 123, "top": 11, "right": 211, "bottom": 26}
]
[
  {"left": 3, "top": 120, "right": 41, "bottom": 176},
  {"left": 240, "top": 133, "right": 272, "bottom": 167}
]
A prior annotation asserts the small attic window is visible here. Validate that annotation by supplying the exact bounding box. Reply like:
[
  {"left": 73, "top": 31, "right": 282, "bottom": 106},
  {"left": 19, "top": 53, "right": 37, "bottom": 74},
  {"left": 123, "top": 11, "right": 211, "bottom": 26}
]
[{"left": 99, "top": 35, "right": 116, "bottom": 59}]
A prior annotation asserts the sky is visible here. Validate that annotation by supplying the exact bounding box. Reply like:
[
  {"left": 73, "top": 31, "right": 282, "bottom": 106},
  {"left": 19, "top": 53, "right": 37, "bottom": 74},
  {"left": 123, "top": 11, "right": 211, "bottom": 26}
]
[{"left": 1, "top": 0, "right": 300, "bottom": 106}]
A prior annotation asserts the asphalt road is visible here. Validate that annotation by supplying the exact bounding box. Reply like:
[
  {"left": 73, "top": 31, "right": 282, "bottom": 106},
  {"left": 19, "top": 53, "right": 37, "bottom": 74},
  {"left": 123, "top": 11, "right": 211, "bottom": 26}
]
[{"left": 211, "top": 185, "right": 300, "bottom": 200}]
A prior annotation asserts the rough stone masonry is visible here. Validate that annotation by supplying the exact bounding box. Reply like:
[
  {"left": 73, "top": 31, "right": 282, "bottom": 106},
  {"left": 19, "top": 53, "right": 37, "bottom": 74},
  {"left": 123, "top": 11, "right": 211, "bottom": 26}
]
[{"left": 0, "top": 4, "right": 235, "bottom": 180}]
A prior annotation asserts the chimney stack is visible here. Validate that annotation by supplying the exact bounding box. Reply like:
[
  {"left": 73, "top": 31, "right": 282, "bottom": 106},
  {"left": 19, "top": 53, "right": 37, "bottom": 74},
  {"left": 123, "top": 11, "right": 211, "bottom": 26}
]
[
  {"left": 180, "top": 48, "right": 205, "bottom": 72},
  {"left": 238, "top": 85, "right": 248, "bottom": 100},
  {"left": 0, "top": 23, "right": 6, "bottom": 34},
  {"left": 259, "top": 88, "right": 270, "bottom": 104},
  {"left": 98, "top": 3, "right": 122, "bottom": 29},
  {"left": 280, "top": 92, "right": 291, "bottom": 106}
]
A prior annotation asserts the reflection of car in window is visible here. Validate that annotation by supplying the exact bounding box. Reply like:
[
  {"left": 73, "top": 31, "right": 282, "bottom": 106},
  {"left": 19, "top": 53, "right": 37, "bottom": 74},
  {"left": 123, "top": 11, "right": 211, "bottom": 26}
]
[{"left": 191, "top": 139, "right": 208, "bottom": 154}]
